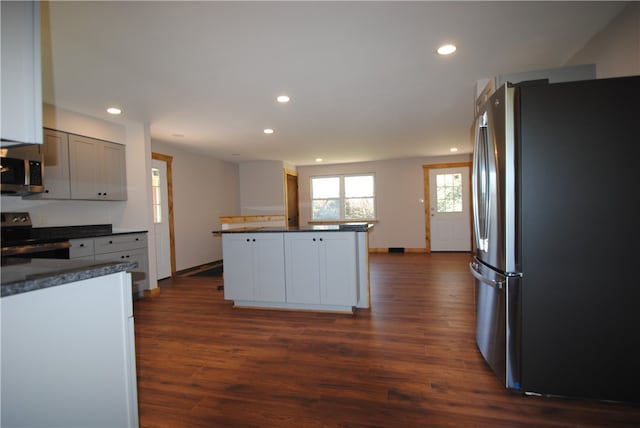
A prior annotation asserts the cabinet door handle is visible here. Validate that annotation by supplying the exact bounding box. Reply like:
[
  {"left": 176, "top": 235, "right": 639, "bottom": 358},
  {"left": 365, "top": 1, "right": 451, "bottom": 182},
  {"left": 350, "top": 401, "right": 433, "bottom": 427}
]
[
  {"left": 246, "top": 238, "right": 250, "bottom": 242},
  {"left": 312, "top": 238, "right": 316, "bottom": 241},
  {"left": 252, "top": 239, "right": 256, "bottom": 242},
  {"left": 79, "top": 244, "right": 85, "bottom": 247},
  {"left": 109, "top": 240, "right": 113, "bottom": 244},
  {"left": 319, "top": 238, "right": 323, "bottom": 242}
]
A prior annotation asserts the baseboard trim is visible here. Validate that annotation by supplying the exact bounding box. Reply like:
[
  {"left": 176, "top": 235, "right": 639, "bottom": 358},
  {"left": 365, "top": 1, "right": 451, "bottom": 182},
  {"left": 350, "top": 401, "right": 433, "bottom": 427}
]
[
  {"left": 369, "top": 248, "right": 427, "bottom": 253},
  {"left": 177, "top": 260, "right": 223, "bottom": 277},
  {"left": 144, "top": 287, "right": 161, "bottom": 298}
]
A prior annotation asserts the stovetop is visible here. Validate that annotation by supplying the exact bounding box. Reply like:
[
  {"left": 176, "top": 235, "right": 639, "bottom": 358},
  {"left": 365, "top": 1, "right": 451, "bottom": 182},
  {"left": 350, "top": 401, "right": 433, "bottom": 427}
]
[{"left": 1, "top": 212, "right": 113, "bottom": 247}]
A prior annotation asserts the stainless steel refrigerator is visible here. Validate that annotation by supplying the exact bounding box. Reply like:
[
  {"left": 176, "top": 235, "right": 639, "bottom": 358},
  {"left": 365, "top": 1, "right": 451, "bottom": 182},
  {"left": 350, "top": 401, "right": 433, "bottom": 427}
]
[{"left": 470, "top": 75, "right": 640, "bottom": 402}]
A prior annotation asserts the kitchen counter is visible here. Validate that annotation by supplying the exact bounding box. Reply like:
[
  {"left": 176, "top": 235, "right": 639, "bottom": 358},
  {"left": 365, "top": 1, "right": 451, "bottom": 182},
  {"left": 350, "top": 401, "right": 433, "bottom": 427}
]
[
  {"left": 213, "top": 223, "right": 373, "bottom": 234},
  {"left": 1, "top": 258, "right": 137, "bottom": 297}
]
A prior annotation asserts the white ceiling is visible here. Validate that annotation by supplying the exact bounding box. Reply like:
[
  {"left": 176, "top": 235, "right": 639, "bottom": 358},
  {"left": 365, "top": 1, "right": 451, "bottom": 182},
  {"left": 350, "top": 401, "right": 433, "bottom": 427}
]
[{"left": 42, "top": 1, "right": 627, "bottom": 166}]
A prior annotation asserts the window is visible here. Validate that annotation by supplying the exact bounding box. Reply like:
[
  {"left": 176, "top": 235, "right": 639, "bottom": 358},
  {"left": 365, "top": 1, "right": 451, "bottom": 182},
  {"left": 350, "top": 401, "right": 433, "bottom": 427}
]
[
  {"left": 435, "top": 172, "right": 463, "bottom": 213},
  {"left": 311, "top": 174, "right": 375, "bottom": 220},
  {"left": 151, "top": 168, "right": 162, "bottom": 223}
]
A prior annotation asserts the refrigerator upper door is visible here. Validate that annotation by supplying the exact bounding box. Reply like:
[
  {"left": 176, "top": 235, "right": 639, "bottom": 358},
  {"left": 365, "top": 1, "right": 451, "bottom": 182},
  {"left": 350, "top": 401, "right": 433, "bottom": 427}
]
[{"left": 471, "top": 85, "right": 517, "bottom": 273}]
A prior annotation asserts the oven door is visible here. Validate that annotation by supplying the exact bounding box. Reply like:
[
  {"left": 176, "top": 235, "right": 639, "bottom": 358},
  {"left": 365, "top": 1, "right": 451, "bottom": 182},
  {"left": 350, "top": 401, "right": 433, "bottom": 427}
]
[{"left": 1, "top": 241, "right": 71, "bottom": 259}]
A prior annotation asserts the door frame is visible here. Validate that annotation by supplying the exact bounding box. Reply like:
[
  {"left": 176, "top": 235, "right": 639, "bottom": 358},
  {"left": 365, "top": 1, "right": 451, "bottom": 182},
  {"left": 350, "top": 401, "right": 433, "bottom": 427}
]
[
  {"left": 284, "top": 168, "right": 299, "bottom": 228},
  {"left": 152, "top": 152, "right": 177, "bottom": 275},
  {"left": 422, "top": 161, "right": 472, "bottom": 253}
]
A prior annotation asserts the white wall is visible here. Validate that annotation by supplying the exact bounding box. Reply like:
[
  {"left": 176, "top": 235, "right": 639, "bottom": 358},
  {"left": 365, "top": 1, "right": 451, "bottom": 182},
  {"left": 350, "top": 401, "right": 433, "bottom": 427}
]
[
  {"left": 151, "top": 141, "right": 240, "bottom": 271},
  {"left": 297, "top": 154, "right": 471, "bottom": 250},
  {"left": 566, "top": 2, "right": 640, "bottom": 77},
  {"left": 239, "top": 160, "right": 286, "bottom": 215}
]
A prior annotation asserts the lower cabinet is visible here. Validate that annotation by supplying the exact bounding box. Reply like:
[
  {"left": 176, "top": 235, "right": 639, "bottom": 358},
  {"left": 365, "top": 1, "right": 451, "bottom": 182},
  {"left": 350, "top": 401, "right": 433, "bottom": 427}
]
[
  {"left": 1, "top": 271, "right": 139, "bottom": 428},
  {"left": 284, "top": 232, "right": 357, "bottom": 306},
  {"left": 222, "top": 233, "right": 285, "bottom": 302},
  {"left": 69, "top": 233, "right": 149, "bottom": 296}
]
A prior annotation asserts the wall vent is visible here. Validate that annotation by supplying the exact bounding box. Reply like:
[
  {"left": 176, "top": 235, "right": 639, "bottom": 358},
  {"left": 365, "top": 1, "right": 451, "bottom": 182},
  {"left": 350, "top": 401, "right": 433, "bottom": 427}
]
[{"left": 388, "top": 247, "right": 405, "bottom": 253}]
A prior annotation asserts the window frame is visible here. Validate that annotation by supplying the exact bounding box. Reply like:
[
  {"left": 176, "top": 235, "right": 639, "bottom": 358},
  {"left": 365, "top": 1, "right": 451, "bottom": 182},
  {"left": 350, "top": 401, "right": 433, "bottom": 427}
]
[{"left": 310, "top": 173, "right": 376, "bottom": 221}]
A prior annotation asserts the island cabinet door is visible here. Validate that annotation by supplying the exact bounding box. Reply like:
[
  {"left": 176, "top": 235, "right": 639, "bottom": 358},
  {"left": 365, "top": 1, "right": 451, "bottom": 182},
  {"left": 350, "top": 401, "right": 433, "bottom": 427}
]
[
  {"left": 318, "top": 232, "right": 358, "bottom": 306},
  {"left": 222, "top": 234, "right": 255, "bottom": 301},
  {"left": 284, "top": 234, "right": 321, "bottom": 304},
  {"left": 222, "top": 233, "right": 285, "bottom": 302},
  {"left": 252, "top": 234, "right": 286, "bottom": 302}
]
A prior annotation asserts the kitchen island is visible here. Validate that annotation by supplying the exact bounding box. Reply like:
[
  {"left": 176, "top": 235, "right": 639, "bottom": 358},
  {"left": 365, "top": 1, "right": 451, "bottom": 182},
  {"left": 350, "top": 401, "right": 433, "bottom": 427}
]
[
  {"left": 1, "top": 258, "right": 139, "bottom": 428},
  {"left": 218, "top": 224, "right": 371, "bottom": 313}
]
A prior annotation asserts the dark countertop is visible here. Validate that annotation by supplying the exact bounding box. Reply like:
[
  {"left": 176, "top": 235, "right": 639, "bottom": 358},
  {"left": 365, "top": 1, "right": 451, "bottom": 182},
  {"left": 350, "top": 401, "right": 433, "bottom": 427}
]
[
  {"left": 31, "top": 224, "right": 148, "bottom": 241},
  {"left": 1, "top": 258, "right": 137, "bottom": 298},
  {"left": 213, "top": 223, "right": 373, "bottom": 234}
]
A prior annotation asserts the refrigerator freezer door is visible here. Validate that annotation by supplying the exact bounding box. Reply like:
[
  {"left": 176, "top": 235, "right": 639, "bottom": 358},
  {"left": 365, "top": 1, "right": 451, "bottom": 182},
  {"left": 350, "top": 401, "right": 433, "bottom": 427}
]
[{"left": 470, "top": 259, "right": 521, "bottom": 389}]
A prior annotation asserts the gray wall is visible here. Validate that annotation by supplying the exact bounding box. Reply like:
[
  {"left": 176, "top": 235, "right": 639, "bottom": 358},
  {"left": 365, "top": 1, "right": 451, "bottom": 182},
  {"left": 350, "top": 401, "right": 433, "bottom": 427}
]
[
  {"left": 566, "top": 2, "right": 640, "bottom": 78},
  {"left": 297, "top": 154, "right": 471, "bottom": 250},
  {"left": 151, "top": 141, "right": 240, "bottom": 270}
]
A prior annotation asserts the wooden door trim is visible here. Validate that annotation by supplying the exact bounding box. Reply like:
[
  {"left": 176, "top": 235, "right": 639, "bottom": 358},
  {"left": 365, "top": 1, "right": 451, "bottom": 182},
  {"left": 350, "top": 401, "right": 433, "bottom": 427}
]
[
  {"left": 422, "top": 162, "right": 472, "bottom": 253},
  {"left": 152, "top": 152, "right": 177, "bottom": 275},
  {"left": 284, "top": 169, "right": 299, "bottom": 228}
]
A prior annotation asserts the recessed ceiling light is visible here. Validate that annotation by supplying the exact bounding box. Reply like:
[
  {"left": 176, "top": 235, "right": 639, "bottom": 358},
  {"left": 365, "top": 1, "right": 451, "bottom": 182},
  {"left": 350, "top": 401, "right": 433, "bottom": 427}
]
[
  {"left": 276, "top": 95, "right": 290, "bottom": 103},
  {"left": 450, "top": 147, "right": 458, "bottom": 152},
  {"left": 437, "top": 44, "right": 457, "bottom": 55},
  {"left": 106, "top": 107, "right": 122, "bottom": 115},
  {"left": 263, "top": 128, "right": 274, "bottom": 134},
  {"left": 315, "top": 158, "right": 323, "bottom": 163}
]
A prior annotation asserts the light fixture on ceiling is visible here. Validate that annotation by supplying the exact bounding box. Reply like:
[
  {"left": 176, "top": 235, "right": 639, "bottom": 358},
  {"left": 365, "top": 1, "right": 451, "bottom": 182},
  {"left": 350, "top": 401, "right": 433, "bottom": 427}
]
[
  {"left": 263, "top": 128, "right": 274, "bottom": 134},
  {"left": 450, "top": 147, "right": 458, "bottom": 152},
  {"left": 106, "top": 107, "right": 122, "bottom": 115},
  {"left": 437, "top": 44, "right": 457, "bottom": 55},
  {"left": 276, "top": 95, "right": 290, "bottom": 103},
  {"left": 315, "top": 158, "right": 323, "bottom": 163}
]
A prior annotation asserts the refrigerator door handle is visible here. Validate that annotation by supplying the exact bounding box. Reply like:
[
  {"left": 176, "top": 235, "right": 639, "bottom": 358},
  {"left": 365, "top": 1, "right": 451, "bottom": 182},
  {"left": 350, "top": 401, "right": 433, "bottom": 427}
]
[{"left": 469, "top": 262, "right": 504, "bottom": 290}]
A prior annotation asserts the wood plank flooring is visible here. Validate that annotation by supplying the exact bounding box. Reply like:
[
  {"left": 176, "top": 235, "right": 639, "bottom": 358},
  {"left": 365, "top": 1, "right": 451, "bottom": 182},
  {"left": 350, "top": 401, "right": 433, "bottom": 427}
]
[{"left": 133, "top": 253, "right": 640, "bottom": 427}]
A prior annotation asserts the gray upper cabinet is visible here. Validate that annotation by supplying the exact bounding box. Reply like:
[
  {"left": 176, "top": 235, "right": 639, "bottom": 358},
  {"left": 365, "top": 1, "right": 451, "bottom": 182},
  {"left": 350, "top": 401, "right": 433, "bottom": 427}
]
[
  {"left": 32, "top": 129, "right": 71, "bottom": 199},
  {"left": 1, "top": 1, "right": 43, "bottom": 146},
  {"left": 69, "top": 134, "right": 127, "bottom": 200}
]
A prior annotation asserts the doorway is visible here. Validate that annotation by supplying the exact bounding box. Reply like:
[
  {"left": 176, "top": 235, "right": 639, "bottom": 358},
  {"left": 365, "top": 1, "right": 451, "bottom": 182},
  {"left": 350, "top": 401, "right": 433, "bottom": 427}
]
[
  {"left": 285, "top": 170, "right": 299, "bottom": 228},
  {"left": 423, "top": 162, "right": 472, "bottom": 252},
  {"left": 151, "top": 153, "right": 176, "bottom": 279}
]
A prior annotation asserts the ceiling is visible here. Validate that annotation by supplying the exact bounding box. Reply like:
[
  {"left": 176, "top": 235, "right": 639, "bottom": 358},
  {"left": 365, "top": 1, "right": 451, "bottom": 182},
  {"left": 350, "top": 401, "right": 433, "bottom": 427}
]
[{"left": 41, "top": 1, "right": 627, "bottom": 166}]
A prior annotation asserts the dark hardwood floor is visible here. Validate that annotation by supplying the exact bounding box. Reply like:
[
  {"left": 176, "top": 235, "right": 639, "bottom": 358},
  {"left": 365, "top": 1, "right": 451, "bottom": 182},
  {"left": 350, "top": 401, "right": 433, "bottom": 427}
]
[{"left": 133, "top": 253, "right": 640, "bottom": 427}]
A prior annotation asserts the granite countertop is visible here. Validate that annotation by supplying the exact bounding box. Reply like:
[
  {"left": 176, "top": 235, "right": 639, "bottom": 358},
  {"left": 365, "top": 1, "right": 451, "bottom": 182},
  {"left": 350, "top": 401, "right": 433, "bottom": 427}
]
[
  {"left": 213, "top": 223, "right": 373, "bottom": 234},
  {"left": 1, "top": 258, "right": 137, "bottom": 298}
]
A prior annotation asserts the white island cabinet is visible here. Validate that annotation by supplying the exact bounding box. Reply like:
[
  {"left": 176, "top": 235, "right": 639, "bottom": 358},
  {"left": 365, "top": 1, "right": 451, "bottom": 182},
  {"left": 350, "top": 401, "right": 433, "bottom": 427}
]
[
  {"left": 221, "top": 227, "right": 368, "bottom": 313},
  {"left": 284, "top": 232, "right": 357, "bottom": 307},
  {"left": 1, "top": 269, "right": 139, "bottom": 428},
  {"left": 223, "top": 233, "right": 285, "bottom": 302}
]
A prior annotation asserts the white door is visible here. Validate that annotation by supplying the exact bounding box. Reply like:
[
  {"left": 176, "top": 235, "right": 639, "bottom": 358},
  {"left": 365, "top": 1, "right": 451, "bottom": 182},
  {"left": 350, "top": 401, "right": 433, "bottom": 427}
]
[
  {"left": 152, "top": 159, "right": 171, "bottom": 279},
  {"left": 429, "top": 167, "right": 471, "bottom": 251}
]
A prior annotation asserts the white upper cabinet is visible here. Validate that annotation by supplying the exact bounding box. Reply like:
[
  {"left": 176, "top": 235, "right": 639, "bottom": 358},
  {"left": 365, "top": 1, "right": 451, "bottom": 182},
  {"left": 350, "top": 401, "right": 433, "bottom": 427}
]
[
  {"left": 69, "top": 134, "right": 127, "bottom": 200},
  {"left": 1, "top": 1, "right": 43, "bottom": 146}
]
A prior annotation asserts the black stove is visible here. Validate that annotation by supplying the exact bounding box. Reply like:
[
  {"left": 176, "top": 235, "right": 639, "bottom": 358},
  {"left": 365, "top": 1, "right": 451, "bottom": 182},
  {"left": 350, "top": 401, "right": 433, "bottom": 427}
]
[{"left": 1, "top": 212, "right": 71, "bottom": 258}]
